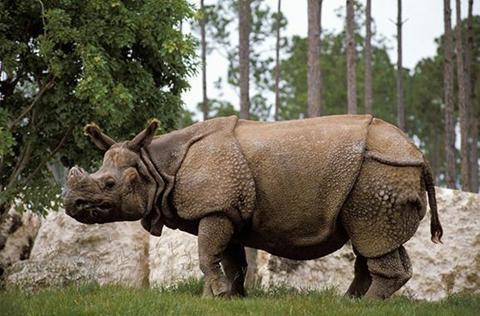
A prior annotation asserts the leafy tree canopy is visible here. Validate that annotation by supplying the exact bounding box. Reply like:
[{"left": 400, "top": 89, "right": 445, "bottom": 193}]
[{"left": 0, "top": 0, "right": 196, "bottom": 215}]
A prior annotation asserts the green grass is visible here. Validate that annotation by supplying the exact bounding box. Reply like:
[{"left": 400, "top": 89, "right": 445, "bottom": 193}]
[{"left": 0, "top": 280, "right": 479, "bottom": 316}]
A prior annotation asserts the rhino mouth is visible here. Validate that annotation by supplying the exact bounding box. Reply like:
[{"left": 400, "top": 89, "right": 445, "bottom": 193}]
[{"left": 67, "top": 200, "right": 114, "bottom": 224}]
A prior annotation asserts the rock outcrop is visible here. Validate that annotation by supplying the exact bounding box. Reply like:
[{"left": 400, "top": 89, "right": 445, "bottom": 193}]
[
  {"left": 18, "top": 211, "right": 150, "bottom": 288},
  {"left": 148, "top": 228, "right": 201, "bottom": 287},
  {"left": 3, "top": 187, "right": 479, "bottom": 300},
  {"left": 4, "top": 257, "right": 96, "bottom": 291},
  {"left": 0, "top": 208, "right": 41, "bottom": 275},
  {"left": 401, "top": 188, "right": 480, "bottom": 300}
]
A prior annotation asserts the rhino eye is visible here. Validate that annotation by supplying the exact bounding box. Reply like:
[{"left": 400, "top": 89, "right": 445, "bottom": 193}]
[{"left": 104, "top": 178, "right": 115, "bottom": 189}]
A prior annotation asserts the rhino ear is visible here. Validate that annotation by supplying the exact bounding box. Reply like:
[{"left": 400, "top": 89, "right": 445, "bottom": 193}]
[
  {"left": 127, "top": 119, "right": 160, "bottom": 152},
  {"left": 84, "top": 123, "right": 116, "bottom": 152}
]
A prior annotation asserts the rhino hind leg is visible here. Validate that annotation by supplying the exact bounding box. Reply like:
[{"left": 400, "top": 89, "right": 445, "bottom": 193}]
[
  {"left": 345, "top": 252, "right": 372, "bottom": 298},
  {"left": 221, "top": 243, "right": 248, "bottom": 297},
  {"left": 198, "top": 214, "right": 237, "bottom": 297},
  {"left": 341, "top": 160, "right": 425, "bottom": 258},
  {"left": 364, "top": 245, "right": 412, "bottom": 299}
]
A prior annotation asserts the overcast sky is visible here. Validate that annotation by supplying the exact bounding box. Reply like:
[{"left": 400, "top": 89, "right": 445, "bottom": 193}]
[{"left": 183, "top": 0, "right": 479, "bottom": 119}]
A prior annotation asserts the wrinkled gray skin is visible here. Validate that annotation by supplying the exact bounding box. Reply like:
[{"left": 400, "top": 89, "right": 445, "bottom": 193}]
[{"left": 64, "top": 115, "right": 443, "bottom": 299}]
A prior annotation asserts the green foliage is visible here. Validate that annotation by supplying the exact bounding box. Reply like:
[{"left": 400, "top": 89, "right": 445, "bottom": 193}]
[
  {"left": 406, "top": 16, "right": 480, "bottom": 183},
  {"left": 278, "top": 9, "right": 480, "bottom": 185},
  {"left": 178, "top": 108, "right": 197, "bottom": 128},
  {"left": 229, "top": 0, "right": 288, "bottom": 120},
  {"left": 197, "top": 98, "right": 238, "bottom": 118},
  {"left": 278, "top": 1, "right": 397, "bottom": 122},
  {"left": 0, "top": 0, "right": 196, "bottom": 214},
  {"left": 0, "top": 108, "right": 14, "bottom": 156},
  {"left": 0, "top": 281, "right": 479, "bottom": 316},
  {"left": 192, "top": 1, "right": 232, "bottom": 51},
  {"left": 194, "top": 0, "right": 287, "bottom": 121}
]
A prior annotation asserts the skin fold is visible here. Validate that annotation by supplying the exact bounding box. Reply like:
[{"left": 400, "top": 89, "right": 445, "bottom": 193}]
[{"left": 64, "top": 115, "right": 442, "bottom": 299}]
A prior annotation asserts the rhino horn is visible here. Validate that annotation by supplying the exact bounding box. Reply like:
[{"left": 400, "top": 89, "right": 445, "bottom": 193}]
[
  {"left": 68, "top": 166, "right": 85, "bottom": 179},
  {"left": 66, "top": 166, "right": 87, "bottom": 188}
]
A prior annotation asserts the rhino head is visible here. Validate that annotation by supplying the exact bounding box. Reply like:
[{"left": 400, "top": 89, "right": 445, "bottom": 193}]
[{"left": 64, "top": 121, "right": 160, "bottom": 225}]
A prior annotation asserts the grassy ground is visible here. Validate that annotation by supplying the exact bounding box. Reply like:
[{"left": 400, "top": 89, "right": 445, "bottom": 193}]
[{"left": 0, "top": 280, "right": 479, "bottom": 316}]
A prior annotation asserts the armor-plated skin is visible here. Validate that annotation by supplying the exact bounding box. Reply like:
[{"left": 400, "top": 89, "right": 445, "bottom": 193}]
[{"left": 64, "top": 115, "right": 442, "bottom": 299}]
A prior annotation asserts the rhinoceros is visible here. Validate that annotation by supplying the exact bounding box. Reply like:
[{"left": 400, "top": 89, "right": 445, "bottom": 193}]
[{"left": 64, "top": 115, "right": 442, "bottom": 299}]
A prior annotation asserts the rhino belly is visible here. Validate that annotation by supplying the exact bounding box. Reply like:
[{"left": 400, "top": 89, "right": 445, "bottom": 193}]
[
  {"left": 240, "top": 214, "right": 349, "bottom": 260},
  {"left": 237, "top": 180, "right": 350, "bottom": 260}
]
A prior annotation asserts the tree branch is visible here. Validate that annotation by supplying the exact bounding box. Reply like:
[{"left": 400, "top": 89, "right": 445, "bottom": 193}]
[
  {"left": 23, "top": 126, "right": 73, "bottom": 186},
  {"left": 5, "top": 138, "right": 34, "bottom": 190},
  {"left": 37, "top": 0, "right": 47, "bottom": 37},
  {"left": 8, "top": 77, "right": 55, "bottom": 130}
]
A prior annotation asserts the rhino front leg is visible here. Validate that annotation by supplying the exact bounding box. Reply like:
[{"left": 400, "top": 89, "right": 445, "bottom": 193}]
[
  {"left": 222, "top": 243, "right": 247, "bottom": 297},
  {"left": 198, "top": 214, "right": 234, "bottom": 297}
]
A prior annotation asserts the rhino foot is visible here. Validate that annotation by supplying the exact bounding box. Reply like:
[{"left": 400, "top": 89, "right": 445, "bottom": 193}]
[{"left": 203, "top": 276, "right": 231, "bottom": 298}]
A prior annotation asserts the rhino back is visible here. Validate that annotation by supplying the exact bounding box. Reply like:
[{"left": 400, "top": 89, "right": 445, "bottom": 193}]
[
  {"left": 366, "top": 118, "right": 424, "bottom": 163},
  {"left": 234, "top": 115, "right": 372, "bottom": 250}
]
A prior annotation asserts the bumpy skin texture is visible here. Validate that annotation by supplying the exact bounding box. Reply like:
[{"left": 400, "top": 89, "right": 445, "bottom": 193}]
[
  {"left": 232, "top": 116, "right": 370, "bottom": 258},
  {"left": 341, "top": 160, "right": 426, "bottom": 258},
  {"left": 65, "top": 114, "right": 442, "bottom": 299},
  {"left": 155, "top": 115, "right": 438, "bottom": 299},
  {"left": 173, "top": 118, "right": 255, "bottom": 227}
]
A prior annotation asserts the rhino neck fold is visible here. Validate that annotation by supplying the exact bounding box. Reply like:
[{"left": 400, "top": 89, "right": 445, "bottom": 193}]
[
  {"left": 141, "top": 116, "right": 240, "bottom": 223},
  {"left": 139, "top": 148, "right": 172, "bottom": 232}
]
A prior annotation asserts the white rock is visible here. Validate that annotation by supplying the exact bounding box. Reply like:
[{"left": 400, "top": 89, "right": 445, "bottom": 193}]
[
  {"left": 256, "top": 187, "right": 480, "bottom": 300},
  {"left": 0, "top": 208, "right": 41, "bottom": 272},
  {"left": 28, "top": 211, "right": 150, "bottom": 287},
  {"left": 401, "top": 187, "right": 480, "bottom": 300},
  {"left": 4, "top": 257, "right": 97, "bottom": 291},
  {"left": 148, "top": 228, "right": 201, "bottom": 287},
  {"left": 256, "top": 244, "right": 354, "bottom": 291}
]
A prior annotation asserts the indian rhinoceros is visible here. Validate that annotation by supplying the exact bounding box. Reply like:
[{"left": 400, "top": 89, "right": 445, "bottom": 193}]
[{"left": 64, "top": 115, "right": 442, "bottom": 299}]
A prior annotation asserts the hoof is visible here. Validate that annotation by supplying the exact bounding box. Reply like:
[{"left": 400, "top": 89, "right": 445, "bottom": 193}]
[{"left": 203, "top": 277, "right": 231, "bottom": 298}]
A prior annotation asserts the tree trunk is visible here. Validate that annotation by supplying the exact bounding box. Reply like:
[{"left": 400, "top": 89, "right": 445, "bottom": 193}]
[
  {"left": 396, "top": 0, "right": 405, "bottom": 130},
  {"left": 239, "top": 0, "right": 251, "bottom": 120},
  {"left": 364, "top": 0, "right": 373, "bottom": 114},
  {"left": 346, "top": 0, "right": 357, "bottom": 114},
  {"left": 200, "top": 0, "right": 208, "bottom": 121},
  {"left": 307, "top": 0, "right": 322, "bottom": 117},
  {"left": 432, "top": 128, "right": 440, "bottom": 185},
  {"left": 443, "top": 0, "right": 456, "bottom": 189},
  {"left": 465, "top": 0, "right": 478, "bottom": 192},
  {"left": 455, "top": 0, "right": 471, "bottom": 191},
  {"left": 274, "top": 0, "right": 282, "bottom": 121}
]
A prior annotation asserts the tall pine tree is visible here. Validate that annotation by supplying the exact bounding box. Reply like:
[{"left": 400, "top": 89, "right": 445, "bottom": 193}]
[
  {"left": 307, "top": 0, "right": 322, "bottom": 117},
  {"left": 346, "top": 0, "right": 357, "bottom": 114},
  {"left": 455, "top": 0, "right": 470, "bottom": 191},
  {"left": 443, "top": 0, "right": 456, "bottom": 189}
]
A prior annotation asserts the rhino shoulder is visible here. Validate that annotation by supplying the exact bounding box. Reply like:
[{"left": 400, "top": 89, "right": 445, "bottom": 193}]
[{"left": 172, "top": 119, "right": 256, "bottom": 227}]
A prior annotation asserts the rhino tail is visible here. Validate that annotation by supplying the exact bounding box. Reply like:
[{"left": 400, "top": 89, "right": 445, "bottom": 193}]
[{"left": 422, "top": 161, "right": 443, "bottom": 244}]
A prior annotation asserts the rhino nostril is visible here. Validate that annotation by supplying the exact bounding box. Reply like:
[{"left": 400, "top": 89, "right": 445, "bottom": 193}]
[
  {"left": 99, "top": 202, "right": 112, "bottom": 210},
  {"left": 75, "top": 199, "right": 87, "bottom": 208}
]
